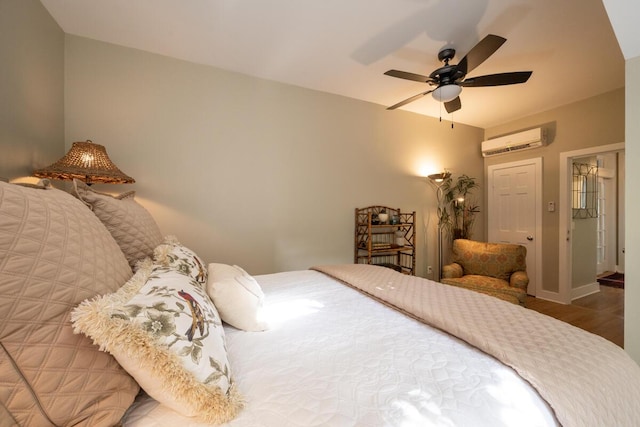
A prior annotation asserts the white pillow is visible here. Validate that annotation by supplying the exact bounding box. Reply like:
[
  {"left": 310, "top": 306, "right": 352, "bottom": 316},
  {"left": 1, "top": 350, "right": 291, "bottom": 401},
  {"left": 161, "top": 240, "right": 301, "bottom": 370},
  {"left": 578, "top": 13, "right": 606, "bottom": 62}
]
[{"left": 207, "top": 263, "right": 268, "bottom": 332}]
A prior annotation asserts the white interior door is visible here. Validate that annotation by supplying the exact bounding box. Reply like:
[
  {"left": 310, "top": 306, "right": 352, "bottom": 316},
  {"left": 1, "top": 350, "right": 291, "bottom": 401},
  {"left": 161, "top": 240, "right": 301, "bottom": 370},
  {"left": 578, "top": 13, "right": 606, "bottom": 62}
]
[{"left": 488, "top": 158, "right": 542, "bottom": 296}]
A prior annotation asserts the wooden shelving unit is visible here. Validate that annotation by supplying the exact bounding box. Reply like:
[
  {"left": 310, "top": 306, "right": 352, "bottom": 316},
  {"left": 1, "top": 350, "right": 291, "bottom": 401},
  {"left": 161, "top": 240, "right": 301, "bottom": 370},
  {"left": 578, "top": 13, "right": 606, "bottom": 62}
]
[{"left": 354, "top": 206, "right": 415, "bottom": 275}]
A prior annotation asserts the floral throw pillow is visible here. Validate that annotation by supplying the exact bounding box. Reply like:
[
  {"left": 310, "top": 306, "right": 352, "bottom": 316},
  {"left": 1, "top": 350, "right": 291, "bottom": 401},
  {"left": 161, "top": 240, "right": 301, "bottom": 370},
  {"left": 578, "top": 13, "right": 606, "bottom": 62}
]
[
  {"left": 72, "top": 259, "right": 243, "bottom": 423},
  {"left": 153, "top": 236, "right": 207, "bottom": 287}
]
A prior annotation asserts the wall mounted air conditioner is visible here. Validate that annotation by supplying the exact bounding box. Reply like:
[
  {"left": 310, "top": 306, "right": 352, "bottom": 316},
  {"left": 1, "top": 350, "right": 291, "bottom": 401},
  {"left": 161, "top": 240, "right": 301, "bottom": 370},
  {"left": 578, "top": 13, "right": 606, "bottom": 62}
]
[{"left": 481, "top": 128, "right": 546, "bottom": 157}]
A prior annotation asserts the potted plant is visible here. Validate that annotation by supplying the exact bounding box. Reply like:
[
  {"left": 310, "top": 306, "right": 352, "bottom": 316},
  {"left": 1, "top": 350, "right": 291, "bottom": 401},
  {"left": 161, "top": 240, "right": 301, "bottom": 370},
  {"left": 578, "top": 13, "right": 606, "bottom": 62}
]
[
  {"left": 439, "top": 174, "right": 480, "bottom": 242},
  {"left": 378, "top": 209, "right": 388, "bottom": 224}
]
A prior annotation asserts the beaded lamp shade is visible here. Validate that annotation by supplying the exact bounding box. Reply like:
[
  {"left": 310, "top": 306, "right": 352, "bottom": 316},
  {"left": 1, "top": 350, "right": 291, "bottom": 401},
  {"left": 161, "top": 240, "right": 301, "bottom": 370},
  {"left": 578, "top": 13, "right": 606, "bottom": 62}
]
[{"left": 33, "top": 140, "right": 135, "bottom": 184}]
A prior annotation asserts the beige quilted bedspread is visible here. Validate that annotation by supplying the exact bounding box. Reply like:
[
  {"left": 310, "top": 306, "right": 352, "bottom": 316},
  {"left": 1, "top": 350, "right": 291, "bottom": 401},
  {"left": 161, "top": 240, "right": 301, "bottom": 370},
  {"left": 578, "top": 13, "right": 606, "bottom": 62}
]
[{"left": 313, "top": 264, "right": 640, "bottom": 426}]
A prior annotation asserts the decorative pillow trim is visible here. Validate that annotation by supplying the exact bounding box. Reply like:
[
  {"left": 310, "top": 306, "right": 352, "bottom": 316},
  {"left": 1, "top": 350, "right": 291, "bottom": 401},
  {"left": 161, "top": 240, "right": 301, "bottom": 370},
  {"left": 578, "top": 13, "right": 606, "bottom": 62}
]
[
  {"left": 71, "top": 260, "right": 243, "bottom": 423},
  {"left": 115, "top": 190, "right": 136, "bottom": 200},
  {"left": 153, "top": 235, "right": 183, "bottom": 265},
  {"left": 163, "top": 235, "right": 181, "bottom": 245}
]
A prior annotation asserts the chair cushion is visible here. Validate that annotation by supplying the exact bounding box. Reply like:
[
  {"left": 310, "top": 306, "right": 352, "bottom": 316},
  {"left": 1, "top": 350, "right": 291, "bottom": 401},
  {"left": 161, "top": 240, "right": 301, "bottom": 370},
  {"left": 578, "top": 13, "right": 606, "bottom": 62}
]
[{"left": 442, "top": 275, "right": 527, "bottom": 305}]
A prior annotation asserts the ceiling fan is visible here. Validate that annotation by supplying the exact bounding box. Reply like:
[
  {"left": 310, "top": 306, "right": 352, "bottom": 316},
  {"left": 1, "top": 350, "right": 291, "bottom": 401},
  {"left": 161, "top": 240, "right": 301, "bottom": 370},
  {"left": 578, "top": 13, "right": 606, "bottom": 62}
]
[{"left": 384, "top": 34, "right": 532, "bottom": 113}]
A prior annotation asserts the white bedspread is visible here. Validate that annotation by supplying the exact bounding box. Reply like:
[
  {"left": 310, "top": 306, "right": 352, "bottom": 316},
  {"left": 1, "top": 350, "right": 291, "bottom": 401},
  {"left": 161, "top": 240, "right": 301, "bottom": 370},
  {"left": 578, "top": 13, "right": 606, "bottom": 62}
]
[
  {"left": 122, "top": 270, "right": 557, "bottom": 426},
  {"left": 314, "top": 264, "right": 640, "bottom": 427}
]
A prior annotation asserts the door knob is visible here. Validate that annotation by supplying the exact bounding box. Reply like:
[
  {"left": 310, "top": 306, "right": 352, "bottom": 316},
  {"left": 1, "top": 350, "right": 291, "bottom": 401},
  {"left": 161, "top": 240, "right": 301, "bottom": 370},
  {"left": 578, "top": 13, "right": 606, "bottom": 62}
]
[{"left": 526, "top": 236, "right": 534, "bottom": 241}]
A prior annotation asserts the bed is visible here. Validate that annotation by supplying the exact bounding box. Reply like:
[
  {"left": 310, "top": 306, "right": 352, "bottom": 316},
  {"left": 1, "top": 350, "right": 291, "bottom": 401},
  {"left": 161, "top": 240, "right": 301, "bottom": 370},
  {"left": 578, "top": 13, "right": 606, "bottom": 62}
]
[
  {"left": 123, "top": 268, "right": 558, "bottom": 427},
  {"left": 2, "top": 180, "right": 640, "bottom": 427}
]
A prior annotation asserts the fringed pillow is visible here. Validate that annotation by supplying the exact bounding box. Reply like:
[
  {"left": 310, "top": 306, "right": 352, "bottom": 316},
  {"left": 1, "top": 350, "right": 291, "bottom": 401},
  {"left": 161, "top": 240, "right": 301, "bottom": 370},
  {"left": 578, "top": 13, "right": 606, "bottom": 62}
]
[
  {"left": 72, "top": 259, "right": 243, "bottom": 423},
  {"left": 153, "top": 236, "right": 207, "bottom": 287}
]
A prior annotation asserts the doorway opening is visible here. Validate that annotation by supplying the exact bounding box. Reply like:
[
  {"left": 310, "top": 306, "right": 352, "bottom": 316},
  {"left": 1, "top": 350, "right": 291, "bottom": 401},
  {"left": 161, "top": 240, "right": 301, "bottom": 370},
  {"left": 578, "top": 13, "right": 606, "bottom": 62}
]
[{"left": 559, "top": 143, "right": 625, "bottom": 304}]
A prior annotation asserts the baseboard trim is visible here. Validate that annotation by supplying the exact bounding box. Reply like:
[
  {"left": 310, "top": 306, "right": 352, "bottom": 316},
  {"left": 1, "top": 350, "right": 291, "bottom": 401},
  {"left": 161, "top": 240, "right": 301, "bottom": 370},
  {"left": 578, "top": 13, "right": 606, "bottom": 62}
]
[
  {"left": 533, "top": 289, "right": 565, "bottom": 304},
  {"left": 571, "top": 281, "right": 600, "bottom": 301}
]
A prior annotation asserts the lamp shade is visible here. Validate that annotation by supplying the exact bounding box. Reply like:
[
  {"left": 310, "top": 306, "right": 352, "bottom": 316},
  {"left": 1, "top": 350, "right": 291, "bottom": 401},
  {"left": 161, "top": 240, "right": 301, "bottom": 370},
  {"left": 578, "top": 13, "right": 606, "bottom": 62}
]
[
  {"left": 431, "top": 84, "right": 462, "bottom": 103},
  {"left": 428, "top": 171, "right": 451, "bottom": 183},
  {"left": 33, "top": 140, "right": 135, "bottom": 184}
]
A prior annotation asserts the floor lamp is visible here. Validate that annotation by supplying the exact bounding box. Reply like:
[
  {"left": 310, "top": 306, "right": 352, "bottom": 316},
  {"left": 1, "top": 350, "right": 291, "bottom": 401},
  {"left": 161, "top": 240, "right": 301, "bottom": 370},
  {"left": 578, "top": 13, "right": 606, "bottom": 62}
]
[{"left": 428, "top": 171, "right": 451, "bottom": 281}]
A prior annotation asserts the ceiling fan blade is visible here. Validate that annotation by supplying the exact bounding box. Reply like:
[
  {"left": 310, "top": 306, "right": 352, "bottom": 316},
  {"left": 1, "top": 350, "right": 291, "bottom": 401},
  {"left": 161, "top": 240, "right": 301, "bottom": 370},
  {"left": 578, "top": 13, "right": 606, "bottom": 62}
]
[
  {"left": 387, "top": 89, "right": 434, "bottom": 110},
  {"left": 384, "top": 69, "right": 436, "bottom": 84},
  {"left": 444, "top": 97, "right": 461, "bottom": 113},
  {"left": 457, "top": 34, "right": 507, "bottom": 76},
  {"left": 460, "top": 71, "right": 532, "bottom": 87}
]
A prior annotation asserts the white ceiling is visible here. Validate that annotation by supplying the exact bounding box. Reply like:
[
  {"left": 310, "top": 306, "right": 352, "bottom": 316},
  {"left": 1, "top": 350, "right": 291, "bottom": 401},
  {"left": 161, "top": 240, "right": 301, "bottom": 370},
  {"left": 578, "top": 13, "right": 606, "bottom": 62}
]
[
  {"left": 602, "top": 0, "right": 640, "bottom": 60},
  {"left": 40, "top": 0, "right": 624, "bottom": 129}
]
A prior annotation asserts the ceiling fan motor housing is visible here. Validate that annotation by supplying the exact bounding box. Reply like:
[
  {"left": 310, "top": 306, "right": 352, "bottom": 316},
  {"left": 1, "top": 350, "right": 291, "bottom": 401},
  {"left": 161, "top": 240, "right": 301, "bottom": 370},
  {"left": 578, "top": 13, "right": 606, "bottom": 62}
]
[{"left": 437, "top": 48, "right": 456, "bottom": 63}]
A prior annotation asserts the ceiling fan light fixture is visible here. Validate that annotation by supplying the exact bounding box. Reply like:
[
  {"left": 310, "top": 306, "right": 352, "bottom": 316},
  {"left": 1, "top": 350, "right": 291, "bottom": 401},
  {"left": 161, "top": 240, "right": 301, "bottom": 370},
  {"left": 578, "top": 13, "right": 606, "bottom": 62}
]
[{"left": 432, "top": 84, "right": 462, "bottom": 103}]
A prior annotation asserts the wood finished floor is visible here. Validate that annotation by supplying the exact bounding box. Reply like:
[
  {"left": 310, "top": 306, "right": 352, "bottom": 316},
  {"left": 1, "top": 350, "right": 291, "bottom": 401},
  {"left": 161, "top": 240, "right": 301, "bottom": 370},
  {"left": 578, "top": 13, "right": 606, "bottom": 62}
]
[{"left": 526, "top": 285, "right": 624, "bottom": 347}]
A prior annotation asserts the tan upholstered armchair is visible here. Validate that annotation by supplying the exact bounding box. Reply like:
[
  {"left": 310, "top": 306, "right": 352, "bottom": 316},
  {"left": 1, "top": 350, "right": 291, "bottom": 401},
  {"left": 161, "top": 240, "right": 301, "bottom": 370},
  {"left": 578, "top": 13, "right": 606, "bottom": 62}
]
[{"left": 441, "top": 239, "right": 529, "bottom": 305}]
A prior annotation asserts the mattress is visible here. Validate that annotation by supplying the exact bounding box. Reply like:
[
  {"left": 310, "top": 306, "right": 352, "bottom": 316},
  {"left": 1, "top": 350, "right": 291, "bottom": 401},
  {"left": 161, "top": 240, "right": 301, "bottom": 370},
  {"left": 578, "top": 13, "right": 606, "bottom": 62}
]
[{"left": 122, "top": 270, "right": 557, "bottom": 426}]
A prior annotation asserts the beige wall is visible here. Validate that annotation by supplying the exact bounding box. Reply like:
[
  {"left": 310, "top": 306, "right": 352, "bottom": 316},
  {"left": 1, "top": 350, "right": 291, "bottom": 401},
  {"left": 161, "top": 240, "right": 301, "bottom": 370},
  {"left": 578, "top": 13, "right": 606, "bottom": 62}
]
[
  {"left": 571, "top": 218, "right": 597, "bottom": 287},
  {"left": 484, "top": 89, "right": 625, "bottom": 294},
  {"left": 64, "top": 35, "right": 485, "bottom": 276},
  {"left": 0, "top": 0, "right": 64, "bottom": 179},
  {"left": 625, "top": 55, "right": 640, "bottom": 363}
]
